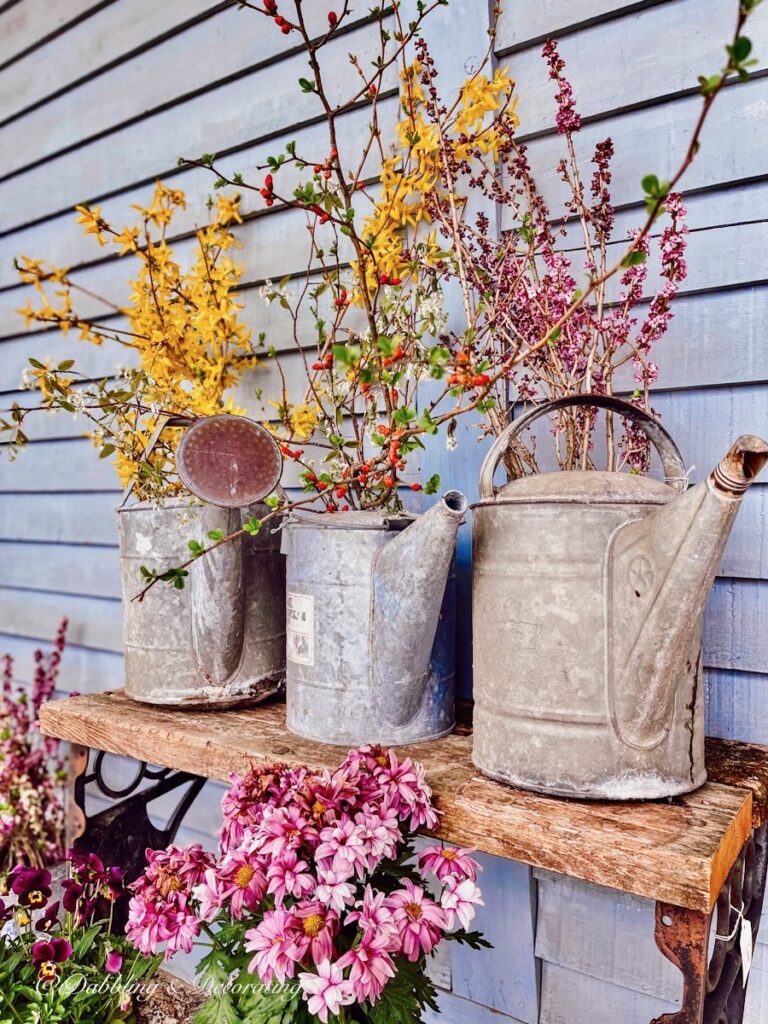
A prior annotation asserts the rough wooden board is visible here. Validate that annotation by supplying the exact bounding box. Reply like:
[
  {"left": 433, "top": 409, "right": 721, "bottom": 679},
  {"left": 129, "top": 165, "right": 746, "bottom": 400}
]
[
  {"left": 706, "top": 736, "right": 768, "bottom": 828},
  {"left": 39, "top": 691, "right": 754, "bottom": 912},
  {"left": 539, "top": 961, "right": 678, "bottom": 1024}
]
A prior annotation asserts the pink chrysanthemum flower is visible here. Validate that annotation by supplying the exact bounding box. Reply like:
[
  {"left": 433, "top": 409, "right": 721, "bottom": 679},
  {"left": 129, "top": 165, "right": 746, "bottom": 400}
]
[
  {"left": 292, "top": 901, "right": 339, "bottom": 965},
  {"left": 355, "top": 804, "right": 401, "bottom": 868},
  {"left": 258, "top": 805, "right": 318, "bottom": 859},
  {"left": 298, "top": 960, "right": 354, "bottom": 1023},
  {"left": 440, "top": 875, "right": 484, "bottom": 931},
  {"left": 374, "top": 754, "right": 440, "bottom": 831},
  {"left": 418, "top": 844, "right": 480, "bottom": 882},
  {"left": 244, "top": 908, "right": 300, "bottom": 986},
  {"left": 267, "top": 849, "right": 316, "bottom": 905},
  {"left": 218, "top": 850, "right": 268, "bottom": 918},
  {"left": 315, "top": 868, "right": 356, "bottom": 913},
  {"left": 385, "top": 879, "right": 446, "bottom": 962},
  {"left": 316, "top": 819, "right": 369, "bottom": 880},
  {"left": 337, "top": 931, "right": 396, "bottom": 1003},
  {"left": 192, "top": 867, "right": 227, "bottom": 923},
  {"left": 345, "top": 885, "right": 398, "bottom": 949}
]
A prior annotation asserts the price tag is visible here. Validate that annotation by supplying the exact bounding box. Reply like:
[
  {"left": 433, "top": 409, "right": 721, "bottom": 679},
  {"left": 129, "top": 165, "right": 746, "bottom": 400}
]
[{"left": 741, "top": 917, "right": 753, "bottom": 987}]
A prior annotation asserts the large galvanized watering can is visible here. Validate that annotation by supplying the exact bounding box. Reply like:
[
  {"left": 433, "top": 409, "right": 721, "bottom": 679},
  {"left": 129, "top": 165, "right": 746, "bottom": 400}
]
[
  {"left": 282, "top": 491, "right": 468, "bottom": 746},
  {"left": 472, "top": 394, "right": 768, "bottom": 800},
  {"left": 119, "top": 415, "right": 286, "bottom": 707}
]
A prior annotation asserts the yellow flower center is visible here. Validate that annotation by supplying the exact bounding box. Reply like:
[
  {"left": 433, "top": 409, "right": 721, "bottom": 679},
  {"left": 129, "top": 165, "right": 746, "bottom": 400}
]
[
  {"left": 28, "top": 890, "right": 45, "bottom": 905},
  {"left": 405, "top": 902, "right": 423, "bottom": 921},
  {"left": 376, "top": 755, "right": 388, "bottom": 767},
  {"left": 311, "top": 800, "right": 327, "bottom": 816},
  {"left": 441, "top": 849, "right": 458, "bottom": 861},
  {"left": 302, "top": 913, "right": 325, "bottom": 937},
  {"left": 235, "top": 865, "right": 255, "bottom": 889},
  {"left": 39, "top": 962, "right": 58, "bottom": 981}
]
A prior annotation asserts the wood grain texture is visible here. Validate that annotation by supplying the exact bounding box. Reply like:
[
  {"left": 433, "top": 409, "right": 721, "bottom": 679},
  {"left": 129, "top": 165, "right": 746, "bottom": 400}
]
[
  {"left": 539, "top": 961, "right": 678, "bottom": 1024},
  {"left": 534, "top": 870, "right": 681, "bottom": 1002},
  {"left": 38, "top": 691, "right": 755, "bottom": 911}
]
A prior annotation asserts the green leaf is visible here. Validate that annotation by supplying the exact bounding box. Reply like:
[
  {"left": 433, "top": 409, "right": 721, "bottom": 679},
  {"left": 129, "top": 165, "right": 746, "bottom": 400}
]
[
  {"left": 424, "top": 473, "right": 440, "bottom": 495},
  {"left": 264, "top": 495, "right": 280, "bottom": 509},
  {"left": 207, "top": 529, "right": 224, "bottom": 541},
  {"left": 98, "top": 443, "right": 116, "bottom": 458},
  {"left": 298, "top": 77, "right": 316, "bottom": 93},
  {"left": 732, "top": 35, "right": 753, "bottom": 61},
  {"left": 640, "top": 174, "right": 659, "bottom": 194},
  {"left": 620, "top": 250, "right": 647, "bottom": 268},
  {"left": 243, "top": 517, "right": 262, "bottom": 536},
  {"left": 57, "top": 359, "right": 75, "bottom": 371},
  {"left": 193, "top": 992, "right": 240, "bottom": 1024}
]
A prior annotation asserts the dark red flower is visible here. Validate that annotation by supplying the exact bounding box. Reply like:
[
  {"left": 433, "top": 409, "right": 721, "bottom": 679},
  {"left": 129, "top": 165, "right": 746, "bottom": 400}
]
[
  {"left": 10, "top": 867, "right": 52, "bottom": 909},
  {"left": 31, "top": 937, "right": 72, "bottom": 983},
  {"left": 35, "top": 900, "right": 61, "bottom": 932}
]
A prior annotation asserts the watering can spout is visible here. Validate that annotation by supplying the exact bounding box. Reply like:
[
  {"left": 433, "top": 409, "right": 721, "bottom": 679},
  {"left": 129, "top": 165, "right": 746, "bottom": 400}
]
[
  {"left": 711, "top": 434, "right": 768, "bottom": 495},
  {"left": 611, "top": 434, "right": 768, "bottom": 751},
  {"left": 372, "top": 491, "right": 467, "bottom": 727}
]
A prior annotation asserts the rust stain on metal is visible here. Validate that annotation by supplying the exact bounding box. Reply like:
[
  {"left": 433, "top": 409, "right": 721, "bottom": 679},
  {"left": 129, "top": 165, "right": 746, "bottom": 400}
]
[{"left": 651, "top": 902, "right": 708, "bottom": 1024}]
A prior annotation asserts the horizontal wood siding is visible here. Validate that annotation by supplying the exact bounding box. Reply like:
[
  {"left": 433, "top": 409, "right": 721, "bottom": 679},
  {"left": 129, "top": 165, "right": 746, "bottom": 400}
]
[{"left": 495, "top": 0, "right": 768, "bottom": 1019}]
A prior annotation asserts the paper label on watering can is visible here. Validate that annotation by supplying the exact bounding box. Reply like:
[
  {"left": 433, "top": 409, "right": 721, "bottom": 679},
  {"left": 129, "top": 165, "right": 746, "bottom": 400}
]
[{"left": 287, "top": 592, "right": 315, "bottom": 666}]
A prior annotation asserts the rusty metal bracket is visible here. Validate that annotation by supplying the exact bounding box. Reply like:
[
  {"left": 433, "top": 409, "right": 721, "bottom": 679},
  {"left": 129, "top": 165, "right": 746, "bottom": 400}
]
[
  {"left": 68, "top": 744, "right": 207, "bottom": 929},
  {"left": 651, "top": 903, "right": 709, "bottom": 1024},
  {"left": 651, "top": 824, "right": 768, "bottom": 1024}
]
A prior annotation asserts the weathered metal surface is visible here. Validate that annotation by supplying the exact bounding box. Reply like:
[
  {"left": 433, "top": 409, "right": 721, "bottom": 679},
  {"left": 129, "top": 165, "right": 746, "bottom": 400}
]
[
  {"left": 119, "top": 499, "right": 285, "bottom": 707},
  {"left": 650, "top": 824, "right": 768, "bottom": 1024},
  {"left": 472, "top": 394, "right": 768, "bottom": 800},
  {"left": 651, "top": 902, "right": 709, "bottom": 1024},
  {"left": 176, "top": 413, "right": 282, "bottom": 507},
  {"left": 281, "top": 492, "right": 467, "bottom": 746}
]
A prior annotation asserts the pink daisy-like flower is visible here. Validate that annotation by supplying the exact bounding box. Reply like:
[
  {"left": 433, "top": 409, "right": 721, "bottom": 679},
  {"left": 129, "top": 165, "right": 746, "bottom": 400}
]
[
  {"left": 267, "top": 849, "right": 316, "bottom": 906},
  {"left": 165, "top": 906, "right": 202, "bottom": 958},
  {"left": 192, "top": 867, "right": 226, "bottom": 923},
  {"left": 292, "top": 901, "right": 339, "bottom": 966},
  {"left": 315, "top": 868, "right": 356, "bottom": 913},
  {"left": 355, "top": 804, "right": 401, "bottom": 868},
  {"left": 258, "top": 805, "right": 318, "bottom": 859},
  {"left": 298, "top": 960, "right": 354, "bottom": 1023},
  {"left": 440, "top": 875, "right": 484, "bottom": 930},
  {"left": 315, "top": 819, "right": 368, "bottom": 879},
  {"left": 345, "top": 885, "right": 399, "bottom": 949},
  {"left": 217, "top": 850, "right": 268, "bottom": 919},
  {"left": 375, "top": 754, "right": 440, "bottom": 831},
  {"left": 244, "top": 908, "right": 299, "bottom": 986},
  {"left": 337, "top": 931, "right": 396, "bottom": 1003},
  {"left": 385, "top": 879, "right": 446, "bottom": 962},
  {"left": 418, "top": 844, "right": 480, "bottom": 882}
]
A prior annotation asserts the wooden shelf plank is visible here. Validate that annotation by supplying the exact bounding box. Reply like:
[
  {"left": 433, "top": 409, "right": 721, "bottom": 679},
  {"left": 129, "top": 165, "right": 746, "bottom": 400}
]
[{"left": 40, "top": 691, "right": 753, "bottom": 913}]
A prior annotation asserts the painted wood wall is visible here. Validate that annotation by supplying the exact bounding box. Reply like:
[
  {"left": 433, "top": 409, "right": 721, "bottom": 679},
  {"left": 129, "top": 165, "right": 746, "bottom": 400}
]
[{"left": 0, "top": 0, "right": 766, "bottom": 1020}]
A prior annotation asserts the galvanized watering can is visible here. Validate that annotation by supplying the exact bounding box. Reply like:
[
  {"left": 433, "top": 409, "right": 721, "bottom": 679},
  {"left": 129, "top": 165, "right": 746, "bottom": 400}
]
[
  {"left": 472, "top": 394, "right": 768, "bottom": 800},
  {"left": 282, "top": 491, "right": 468, "bottom": 746},
  {"left": 119, "top": 415, "right": 286, "bottom": 707}
]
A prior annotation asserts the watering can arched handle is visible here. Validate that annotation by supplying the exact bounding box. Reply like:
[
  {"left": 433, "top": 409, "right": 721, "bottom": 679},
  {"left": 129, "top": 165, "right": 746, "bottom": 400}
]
[{"left": 478, "top": 394, "right": 688, "bottom": 499}]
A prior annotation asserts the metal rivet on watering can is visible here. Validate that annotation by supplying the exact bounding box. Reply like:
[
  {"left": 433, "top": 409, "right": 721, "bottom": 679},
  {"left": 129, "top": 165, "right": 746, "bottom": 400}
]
[
  {"left": 471, "top": 393, "right": 768, "bottom": 800},
  {"left": 119, "top": 414, "right": 286, "bottom": 709},
  {"left": 282, "top": 491, "right": 468, "bottom": 747}
]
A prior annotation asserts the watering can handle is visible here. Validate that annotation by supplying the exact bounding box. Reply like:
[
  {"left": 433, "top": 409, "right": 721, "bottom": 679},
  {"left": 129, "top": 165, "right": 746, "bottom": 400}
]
[{"left": 478, "top": 394, "right": 688, "bottom": 499}]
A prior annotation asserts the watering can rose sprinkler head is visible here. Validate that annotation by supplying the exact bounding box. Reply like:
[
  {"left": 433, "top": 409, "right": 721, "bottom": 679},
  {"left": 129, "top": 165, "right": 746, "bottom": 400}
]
[
  {"left": 176, "top": 413, "right": 284, "bottom": 508},
  {"left": 710, "top": 434, "right": 768, "bottom": 497}
]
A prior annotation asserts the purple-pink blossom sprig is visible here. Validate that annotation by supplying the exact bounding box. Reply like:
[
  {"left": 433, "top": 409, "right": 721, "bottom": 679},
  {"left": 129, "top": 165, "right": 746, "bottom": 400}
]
[
  {"left": 0, "top": 619, "right": 67, "bottom": 872},
  {"left": 127, "top": 744, "right": 485, "bottom": 1022}
]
